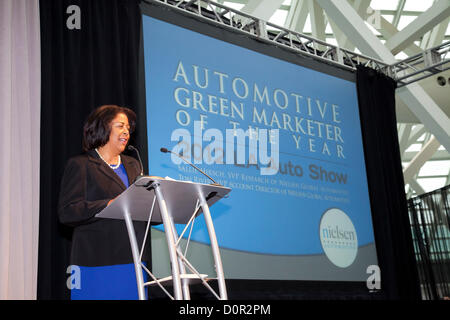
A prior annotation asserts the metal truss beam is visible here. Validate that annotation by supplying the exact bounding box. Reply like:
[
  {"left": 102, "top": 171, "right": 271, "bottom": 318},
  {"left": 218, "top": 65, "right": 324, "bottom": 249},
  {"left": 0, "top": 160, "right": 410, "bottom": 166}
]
[
  {"left": 284, "top": 0, "right": 308, "bottom": 33},
  {"left": 408, "top": 179, "right": 426, "bottom": 197},
  {"left": 316, "top": 0, "right": 450, "bottom": 154},
  {"left": 404, "top": 125, "right": 426, "bottom": 154},
  {"left": 392, "top": 41, "right": 450, "bottom": 86},
  {"left": 308, "top": 0, "right": 326, "bottom": 42},
  {"left": 385, "top": 0, "right": 450, "bottom": 55},
  {"left": 328, "top": 0, "right": 371, "bottom": 51},
  {"left": 159, "top": 1, "right": 450, "bottom": 83},
  {"left": 376, "top": 11, "right": 422, "bottom": 56},
  {"left": 421, "top": 17, "right": 450, "bottom": 49},
  {"left": 328, "top": 2, "right": 422, "bottom": 56},
  {"left": 392, "top": 0, "right": 406, "bottom": 28},
  {"left": 404, "top": 150, "right": 450, "bottom": 162},
  {"left": 396, "top": 83, "right": 450, "bottom": 153},
  {"left": 153, "top": 0, "right": 392, "bottom": 72},
  {"left": 398, "top": 123, "right": 413, "bottom": 156},
  {"left": 403, "top": 136, "right": 441, "bottom": 186},
  {"left": 316, "top": 0, "right": 395, "bottom": 63},
  {"left": 153, "top": 0, "right": 449, "bottom": 87}
]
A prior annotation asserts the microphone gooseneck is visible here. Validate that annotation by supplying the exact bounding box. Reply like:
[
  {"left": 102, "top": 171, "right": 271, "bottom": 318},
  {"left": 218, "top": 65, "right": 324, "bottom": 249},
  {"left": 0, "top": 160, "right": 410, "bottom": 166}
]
[
  {"left": 128, "top": 145, "right": 144, "bottom": 176},
  {"left": 160, "top": 146, "right": 220, "bottom": 186}
]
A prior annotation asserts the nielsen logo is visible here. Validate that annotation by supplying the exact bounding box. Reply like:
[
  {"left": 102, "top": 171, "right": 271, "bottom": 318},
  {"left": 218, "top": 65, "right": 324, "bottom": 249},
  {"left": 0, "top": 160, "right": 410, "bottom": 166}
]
[
  {"left": 322, "top": 225, "right": 356, "bottom": 241},
  {"left": 319, "top": 208, "right": 358, "bottom": 268}
]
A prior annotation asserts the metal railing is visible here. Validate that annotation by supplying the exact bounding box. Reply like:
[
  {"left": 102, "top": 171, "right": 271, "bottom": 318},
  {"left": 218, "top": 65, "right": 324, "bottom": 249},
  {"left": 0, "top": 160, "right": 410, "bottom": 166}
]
[
  {"left": 149, "top": 0, "right": 449, "bottom": 87},
  {"left": 408, "top": 185, "right": 450, "bottom": 300}
]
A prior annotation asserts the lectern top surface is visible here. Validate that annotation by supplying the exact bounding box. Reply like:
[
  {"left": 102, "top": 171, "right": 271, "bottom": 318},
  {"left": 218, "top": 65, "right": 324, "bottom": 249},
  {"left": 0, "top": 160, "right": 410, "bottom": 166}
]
[{"left": 95, "top": 177, "right": 231, "bottom": 223}]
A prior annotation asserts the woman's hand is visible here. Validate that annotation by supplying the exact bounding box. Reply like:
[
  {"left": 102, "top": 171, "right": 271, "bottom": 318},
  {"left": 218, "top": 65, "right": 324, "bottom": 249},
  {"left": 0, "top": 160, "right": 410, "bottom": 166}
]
[
  {"left": 107, "top": 197, "right": 117, "bottom": 206},
  {"left": 147, "top": 175, "right": 164, "bottom": 180}
]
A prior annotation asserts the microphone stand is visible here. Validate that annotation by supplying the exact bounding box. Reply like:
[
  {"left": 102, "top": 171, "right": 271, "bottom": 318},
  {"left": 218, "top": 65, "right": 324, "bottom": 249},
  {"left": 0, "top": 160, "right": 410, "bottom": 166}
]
[{"left": 160, "top": 147, "right": 222, "bottom": 186}]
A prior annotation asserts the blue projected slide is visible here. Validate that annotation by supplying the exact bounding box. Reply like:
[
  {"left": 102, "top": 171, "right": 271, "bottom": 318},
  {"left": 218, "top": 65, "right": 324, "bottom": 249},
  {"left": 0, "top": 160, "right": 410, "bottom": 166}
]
[{"left": 142, "top": 14, "right": 378, "bottom": 281}]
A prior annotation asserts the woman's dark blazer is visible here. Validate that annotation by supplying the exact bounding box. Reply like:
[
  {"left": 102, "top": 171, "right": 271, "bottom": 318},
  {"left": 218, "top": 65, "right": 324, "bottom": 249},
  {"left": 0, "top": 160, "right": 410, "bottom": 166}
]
[{"left": 58, "top": 149, "right": 150, "bottom": 266}]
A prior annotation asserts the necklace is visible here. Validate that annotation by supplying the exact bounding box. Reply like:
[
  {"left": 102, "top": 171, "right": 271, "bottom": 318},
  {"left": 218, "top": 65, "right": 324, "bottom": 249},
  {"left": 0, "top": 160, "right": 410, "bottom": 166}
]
[{"left": 95, "top": 148, "right": 121, "bottom": 170}]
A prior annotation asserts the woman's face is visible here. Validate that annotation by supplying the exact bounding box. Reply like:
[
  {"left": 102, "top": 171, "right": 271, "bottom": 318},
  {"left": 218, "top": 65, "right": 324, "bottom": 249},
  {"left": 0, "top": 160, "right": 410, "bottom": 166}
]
[{"left": 106, "top": 112, "right": 130, "bottom": 154}]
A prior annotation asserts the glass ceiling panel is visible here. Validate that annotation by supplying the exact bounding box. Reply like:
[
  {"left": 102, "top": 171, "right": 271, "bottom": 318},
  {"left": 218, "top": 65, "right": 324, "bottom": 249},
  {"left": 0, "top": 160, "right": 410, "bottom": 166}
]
[
  {"left": 419, "top": 160, "right": 450, "bottom": 176},
  {"left": 417, "top": 178, "right": 447, "bottom": 192},
  {"left": 397, "top": 15, "right": 417, "bottom": 30},
  {"left": 304, "top": 15, "right": 312, "bottom": 33},
  {"left": 370, "top": 0, "right": 400, "bottom": 11},
  {"left": 403, "top": 0, "right": 435, "bottom": 12},
  {"left": 223, "top": 1, "right": 244, "bottom": 11},
  {"left": 382, "top": 14, "right": 395, "bottom": 24},
  {"left": 269, "top": 9, "right": 288, "bottom": 26}
]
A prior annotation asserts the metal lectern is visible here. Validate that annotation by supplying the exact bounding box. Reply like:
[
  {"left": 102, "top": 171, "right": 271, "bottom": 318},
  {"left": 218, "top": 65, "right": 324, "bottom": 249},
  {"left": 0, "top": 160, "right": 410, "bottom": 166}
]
[{"left": 95, "top": 176, "right": 231, "bottom": 300}]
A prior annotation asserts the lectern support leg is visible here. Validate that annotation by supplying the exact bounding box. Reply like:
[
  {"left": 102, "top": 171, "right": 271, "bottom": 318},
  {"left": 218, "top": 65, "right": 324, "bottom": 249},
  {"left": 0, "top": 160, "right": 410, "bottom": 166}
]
[
  {"left": 199, "top": 195, "right": 228, "bottom": 300},
  {"left": 154, "top": 184, "right": 184, "bottom": 300},
  {"left": 169, "top": 222, "right": 191, "bottom": 300},
  {"left": 123, "top": 210, "right": 146, "bottom": 300}
]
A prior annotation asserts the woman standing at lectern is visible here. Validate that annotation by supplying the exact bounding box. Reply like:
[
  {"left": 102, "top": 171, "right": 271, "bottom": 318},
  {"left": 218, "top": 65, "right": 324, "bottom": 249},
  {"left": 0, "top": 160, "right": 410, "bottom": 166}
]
[{"left": 58, "top": 105, "right": 150, "bottom": 300}]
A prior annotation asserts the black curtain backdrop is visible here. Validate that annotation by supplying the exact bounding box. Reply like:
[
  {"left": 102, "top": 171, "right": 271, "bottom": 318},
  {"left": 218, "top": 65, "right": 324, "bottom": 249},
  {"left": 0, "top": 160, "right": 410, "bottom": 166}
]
[
  {"left": 37, "top": 0, "right": 146, "bottom": 299},
  {"left": 356, "top": 66, "right": 421, "bottom": 300}
]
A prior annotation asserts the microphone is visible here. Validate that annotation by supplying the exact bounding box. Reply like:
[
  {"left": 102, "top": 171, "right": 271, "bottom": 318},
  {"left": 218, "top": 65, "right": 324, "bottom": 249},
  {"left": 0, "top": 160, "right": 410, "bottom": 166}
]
[
  {"left": 128, "top": 145, "right": 144, "bottom": 176},
  {"left": 160, "top": 147, "right": 221, "bottom": 186}
]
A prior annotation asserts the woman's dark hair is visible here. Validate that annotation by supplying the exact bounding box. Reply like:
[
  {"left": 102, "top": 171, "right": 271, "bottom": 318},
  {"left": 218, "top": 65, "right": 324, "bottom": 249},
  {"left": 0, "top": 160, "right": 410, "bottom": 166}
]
[{"left": 82, "top": 105, "right": 137, "bottom": 151}]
